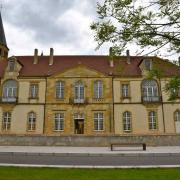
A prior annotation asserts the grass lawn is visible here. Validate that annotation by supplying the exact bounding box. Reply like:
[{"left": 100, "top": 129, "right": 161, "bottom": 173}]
[{"left": 0, "top": 167, "right": 180, "bottom": 180}]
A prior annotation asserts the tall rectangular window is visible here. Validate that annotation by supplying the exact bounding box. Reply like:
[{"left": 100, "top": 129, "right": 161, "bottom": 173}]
[
  {"left": 74, "top": 81, "right": 84, "bottom": 103},
  {"left": 30, "top": 84, "right": 39, "bottom": 98},
  {"left": 123, "top": 111, "right": 131, "bottom": 132},
  {"left": 2, "top": 112, "right": 11, "bottom": 131},
  {"left": 56, "top": 81, "right": 65, "bottom": 99},
  {"left": 94, "top": 112, "right": 104, "bottom": 131},
  {"left": 27, "top": 112, "right": 36, "bottom": 131},
  {"left": 122, "top": 84, "right": 129, "bottom": 98},
  {"left": 94, "top": 81, "right": 103, "bottom": 99},
  {"left": 54, "top": 113, "right": 64, "bottom": 131},
  {"left": 144, "top": 59, "right": 152, "bottom": 71},
  {"left": 149, "top": 111, "right": 157, "bottom": 130}
]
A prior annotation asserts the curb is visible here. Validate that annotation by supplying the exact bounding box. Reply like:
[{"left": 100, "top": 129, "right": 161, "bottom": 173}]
[
  {"left": 1, "top": 163, "right": 180, "bottom": 168},
  {"left": 0, "top": 152, "right": 180, "bottom": 157}
]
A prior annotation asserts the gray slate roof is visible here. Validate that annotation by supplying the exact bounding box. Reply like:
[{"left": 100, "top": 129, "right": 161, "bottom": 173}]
[{"left": 0, "top": 12, "right": 7, "bottom": 46}]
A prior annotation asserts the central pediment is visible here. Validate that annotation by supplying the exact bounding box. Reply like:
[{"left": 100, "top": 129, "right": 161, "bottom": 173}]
[{"left": 52, "top": 64, "right": 106, "bottom": 78}]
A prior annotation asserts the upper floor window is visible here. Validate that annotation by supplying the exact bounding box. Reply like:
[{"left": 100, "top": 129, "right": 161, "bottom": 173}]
[
  {"left": 56, "top": 81, "right": 64, "bottom": 99},
  {"left": 2, "top": 80, "right": 17, "bottom": 101},
  {"left": 142, "top": 80, "right": 159, "bottom": 102},
  {"left": 123, "top": 111, "right": 131, "bottom": 132},
  {"left": 74, "top": 81, "right": 84, "bottom": 102},
  {"left": 94, "top": 112, "right": 104, "bottom": 131},
  {"left": 8, "top": 59, "right": 15, "bottom": 72},
  {"left": 122, "top": 84, "right": 130, "bottom": 98},
  {"left": 144, "top": 59, "right": 152, "bottom": 71},
  {"left": 175, "top": 110, "right": 180, "bottom": 121},
  {"left": 27, "top": 112, "right": 36, "bottom": 131},
  {"left": 54, "top": 113, "right": 64, "bottom": 131},
  {"left": 94, "top": 81, "right": 103, "bottom": 99},
  {"left": 30, "top": 84, "right": 39, "bottom": 99},
  {"left": 149, "top": 111, "right": 157, "bottom": 130},
  {"left": 2, "top": 112, "right": 11, "bottom": 131}
]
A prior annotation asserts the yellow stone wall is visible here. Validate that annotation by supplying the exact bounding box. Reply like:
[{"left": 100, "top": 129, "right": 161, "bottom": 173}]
[
  {"left": 113, "top": 77, "right": 180, "bottom": 134},
  {"left": 44, "top": 65, "right": 113, "bottom": 135}
]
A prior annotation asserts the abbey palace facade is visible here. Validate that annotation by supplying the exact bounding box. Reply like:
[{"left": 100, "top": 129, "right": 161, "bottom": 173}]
[{"left": 0, "top": 13, "right": 180, "bottom": 136}]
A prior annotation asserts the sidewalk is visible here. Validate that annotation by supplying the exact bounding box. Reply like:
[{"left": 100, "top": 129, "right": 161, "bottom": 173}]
[{"left": 0, "top": 146, "right": 180, "bottom": 156}]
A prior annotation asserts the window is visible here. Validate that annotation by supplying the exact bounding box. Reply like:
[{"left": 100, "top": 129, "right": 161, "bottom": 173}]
[
  {"left": 2, "top": 80, "right": 17, "bottom": 102},
  {"left": 123, "top": 111, "right": 131, "bottom": 132},
  {"left": 74, "top": 81, "right": 84, "bottom": 103},
  {"left": 2, "top": 112, "right": 11, "bottom": 131},
  {"left": 8, "top": 59, "right": 15, "bottom": 72},
  {"left": 122, "top": 84, "right": 129, "bottom": 98},
  {"left": 175, "top": 111, "right": 180, "bottom": 121},
  {"left": 94, "top": 112, "right": 104, "bottom": 131},
  {"left": 27, "top": 112, "right": 36, "bottom": 131},
  {"left": 30, "top": 84, "right": 39, "bottom": 99},
  {"left": 142, "top": 80, "right": 159, "bottom": 102},
  {"left": 56, "top": 81, "right": 64, "bottom": 99},
  {"left": 54, "top": 113, "right": 64, "bottom": 131},
  {"left": 149, "top": 111, "right": 157, "bottom": 130},
  {"left": 94, "top": 81, "right": 103, "bottom": 99},
  {"left": 144, "top": 59, "right": 152, "bottom": 71}
]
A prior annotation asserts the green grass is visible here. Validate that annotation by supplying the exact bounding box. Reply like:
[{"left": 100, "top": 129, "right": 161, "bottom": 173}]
[{"left": 0, "top": 167, "right": 180, "bottom": 180}]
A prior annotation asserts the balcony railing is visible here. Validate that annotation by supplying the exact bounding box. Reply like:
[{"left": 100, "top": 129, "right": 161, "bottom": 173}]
[
  {"left": 1, "top": 97, "right": 18, "bottom": 103},
  {"left": 141, "top": 96, "right": 162, "bottom": 103},
  {"left": 69, "top": 97, "right": 88, "bottom": 104}
]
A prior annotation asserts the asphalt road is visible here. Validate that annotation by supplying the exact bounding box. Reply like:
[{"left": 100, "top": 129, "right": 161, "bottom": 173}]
[{"left": 0, "top": 154, "right": 180, "bottom": 166}]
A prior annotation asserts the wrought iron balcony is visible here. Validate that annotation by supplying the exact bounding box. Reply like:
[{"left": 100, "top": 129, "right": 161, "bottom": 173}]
[
  {"left": 1, "top": 97, "right": 18, "bottom": 103},
  {"left": 141, "top": 96, "right": 162, "bottom": 103},
  {"left": 69, "top": 97, "right": 88, "bottom": 104}
]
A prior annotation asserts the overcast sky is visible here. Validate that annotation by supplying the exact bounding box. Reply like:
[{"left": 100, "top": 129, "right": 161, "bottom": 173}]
[{"left": 1, "top": 0, "right": 179, "bottom": 61}]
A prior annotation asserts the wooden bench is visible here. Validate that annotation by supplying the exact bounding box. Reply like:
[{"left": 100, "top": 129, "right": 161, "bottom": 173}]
[{"left": 110, "top": 143, "right": 146, "bottom": 151}]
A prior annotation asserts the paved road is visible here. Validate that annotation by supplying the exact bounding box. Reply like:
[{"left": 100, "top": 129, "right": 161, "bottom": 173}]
[{"left": 0, "top": 154, "right": 180, "bottom": 166}]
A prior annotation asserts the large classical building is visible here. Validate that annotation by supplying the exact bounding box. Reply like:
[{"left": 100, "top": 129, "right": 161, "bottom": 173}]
[{"left": 0, "top": 13, "right": 179, "bottom": 136}]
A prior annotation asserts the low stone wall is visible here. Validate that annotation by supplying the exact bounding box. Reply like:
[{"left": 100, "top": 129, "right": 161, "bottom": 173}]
[{"left": 0, "top": 134, "right": 180, "bottom": 146}]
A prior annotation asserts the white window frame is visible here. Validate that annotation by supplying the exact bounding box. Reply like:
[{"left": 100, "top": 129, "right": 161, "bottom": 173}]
[
  {"left": 54, "top": 113, "right": 64, "bottom": 131},
  {"left": 94, "top": 112, "right": 104, "bottom": 131},
  {"left": 27, "top": 112, "right": 36, "bottom": 131},
  {"left": 149, "top": 111, "right": 157, "bottom": 130},
  {"left": 2, "top": 112, "right": 11, "bottom": 131},
  {"left": 30, "top": 84, "right": 38, "bottom": 98},
  {"left": 74, "top": 81, "right": 84, "bottom": 103},
  {"left": 175, "top": 111, "right": 180, "bottom": 121},
  {"left": 123, "top": 111, "right": 131, "bottom": 132},
  {"left": 56, "top": 81, "right": 65, "bottom": 99},
  {"left": 122, "top": 84, "right": 129, "bottom": 98},
  {"left": 94, "top": 81, "right": 103, "bottom": 99}
]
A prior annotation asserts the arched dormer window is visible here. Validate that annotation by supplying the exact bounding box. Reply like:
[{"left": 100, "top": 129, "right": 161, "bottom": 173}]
[
  {"left": 94, "top": 80, "right": 103, "bottom": 99},
  {"left": 142, "top": 79, "right": 159, "bottom": 102},
  {"left": 74, "top": 81, "right": 84, "bottom": 103},
  {"left": 2, "top": 80, "right": 17, "bottom": 102}
]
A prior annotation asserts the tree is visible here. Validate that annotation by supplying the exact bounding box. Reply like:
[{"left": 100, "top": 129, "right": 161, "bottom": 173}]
[{"left": 91, "top": 0, "right": 180, "bottom": 56}]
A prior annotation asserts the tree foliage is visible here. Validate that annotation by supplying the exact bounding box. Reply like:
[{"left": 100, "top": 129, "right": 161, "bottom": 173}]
[{"left": 91, "top": 0, "right": 180, "bottom": 56}]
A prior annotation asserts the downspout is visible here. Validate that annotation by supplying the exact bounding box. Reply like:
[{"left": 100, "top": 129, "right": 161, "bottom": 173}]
[
  {"left": 159, "top": 78, "right": 166, "bottom": 133},
  {"left": 112, "top": 75, "right": 115, "bottom": 134},
  {"left": 43, "top": 76, "right": 48, "bottom": 134}
]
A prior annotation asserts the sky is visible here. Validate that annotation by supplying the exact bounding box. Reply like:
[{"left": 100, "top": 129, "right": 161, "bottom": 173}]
[{"left": 1, "top": 0, "right": 179, "bottom": 61}]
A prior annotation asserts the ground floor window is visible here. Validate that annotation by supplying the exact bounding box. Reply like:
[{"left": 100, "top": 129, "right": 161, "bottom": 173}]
[
  {"left": 175, "top": 110, "right": 180, "bottom": 121},
  {"left": 94, "top": 112, "right": 104, "bottom": 131},
  {"left": 27, "top": 112, "right": 36, "bottom": 131},
  {"left": 123, "top": 111, "right": 132, "bottom": 132},
  {"left": 2, "top": 112, "right": 11, "bottom": 131},
  {"left": 54, "top": 113, "right": 64, "bottom": 131},
  {"left": 149, "top": 111, "right": 157, "bottom": 130}
]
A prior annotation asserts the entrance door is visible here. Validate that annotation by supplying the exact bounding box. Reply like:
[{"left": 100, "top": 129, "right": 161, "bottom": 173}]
[{"left": 74, "top": 119, "right": 84, "bottom": 134}]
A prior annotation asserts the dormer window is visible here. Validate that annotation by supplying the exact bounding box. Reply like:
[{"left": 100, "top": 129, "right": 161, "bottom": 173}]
[
  {"left": 8, "top": 59, "right": 15, "bottom": 72},
  {"left": 144, "top": 59, "right": 152, "bottom": 71}
]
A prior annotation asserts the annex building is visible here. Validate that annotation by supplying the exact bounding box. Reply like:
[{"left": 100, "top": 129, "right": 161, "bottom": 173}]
[{"left": 0, "top": 13, "right": 180, "bottom": 137}]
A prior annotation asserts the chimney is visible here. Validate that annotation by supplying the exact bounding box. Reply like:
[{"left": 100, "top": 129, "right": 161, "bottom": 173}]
[
  {"left": 33, "top": 49, "right": 38, "bottom": 64},
  {"left": 109, "top": 47, "right": 114, "bottom": 67},
  {"left": 49, "top": 48, "right": 54, "bottom": 65},
  {"left": 126, "top": 50, "right": 130, "bottom": 64}
]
